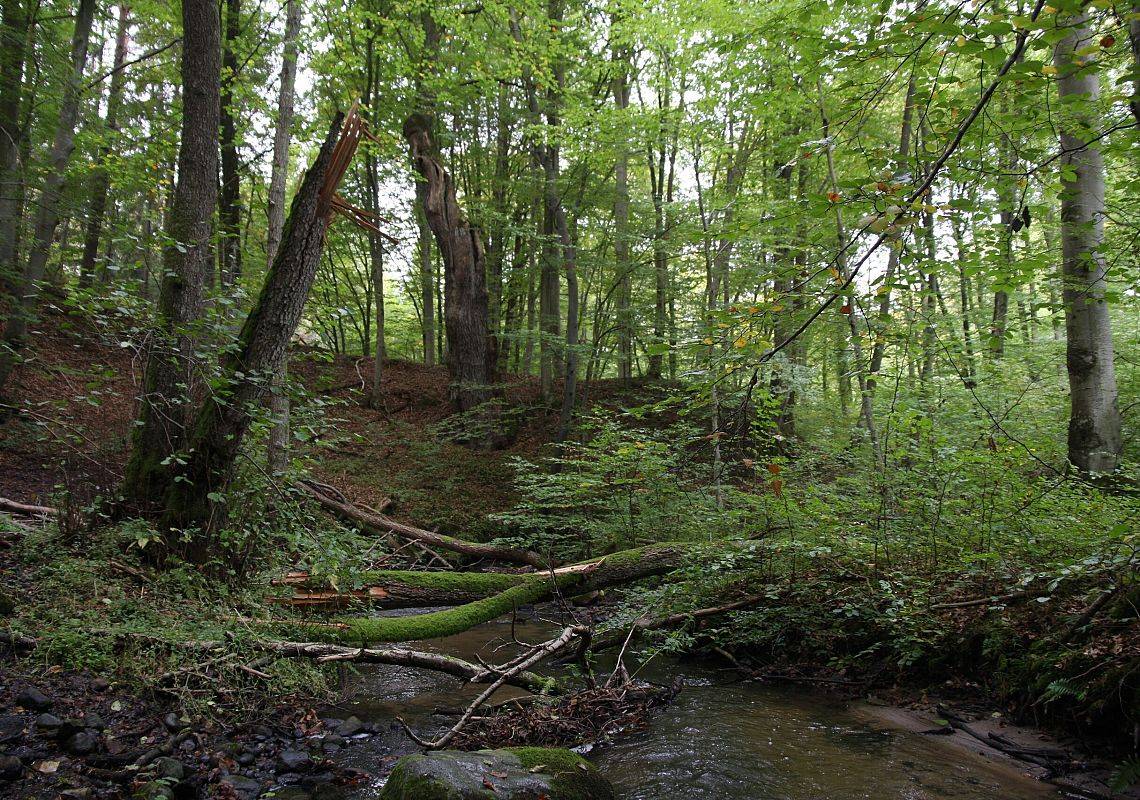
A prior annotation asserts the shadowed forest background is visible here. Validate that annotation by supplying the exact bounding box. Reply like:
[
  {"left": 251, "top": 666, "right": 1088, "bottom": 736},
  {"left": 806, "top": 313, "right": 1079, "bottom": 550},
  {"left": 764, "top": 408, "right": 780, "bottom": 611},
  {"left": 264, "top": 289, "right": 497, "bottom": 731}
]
[{"left": 0, "top": 0, "right": 1138, "bottom": 796}]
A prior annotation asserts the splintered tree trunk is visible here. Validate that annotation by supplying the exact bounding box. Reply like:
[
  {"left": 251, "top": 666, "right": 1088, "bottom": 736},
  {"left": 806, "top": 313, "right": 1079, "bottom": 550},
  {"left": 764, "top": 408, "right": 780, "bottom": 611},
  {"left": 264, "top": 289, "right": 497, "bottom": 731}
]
[
  {"left": 1055, "top": 18, "right": 1122, "bottom": 473},
  {"left": 157, "top": 116, "right": 343, "bottom": 560},
  {"left": 0, "top": 0, "right": 29, "bottom": 297},
  {"left": 265, "top": 0, "right": 300, "bottom": 476},
  {"left": 78, "top": 2, "right": 130, "bottom": 289},
  {"left": 218, "top": 0, "right": 243, "bottom": 285},
  {"left": 119, "top": 0, "right": 220, "bottom": 510},
  {"left": 404, "top": 114, "right": 497, "bottom": 413},
  {"left": 0, "top": 0, "right": 96, "bottom": 397}
]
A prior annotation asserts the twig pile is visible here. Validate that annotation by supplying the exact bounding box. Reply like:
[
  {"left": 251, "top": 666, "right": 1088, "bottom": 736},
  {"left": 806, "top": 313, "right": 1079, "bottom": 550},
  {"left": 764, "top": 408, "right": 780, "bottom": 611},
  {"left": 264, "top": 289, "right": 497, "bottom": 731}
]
[{"left": 448, "top": 680, "right": 678, "bottom": 750}]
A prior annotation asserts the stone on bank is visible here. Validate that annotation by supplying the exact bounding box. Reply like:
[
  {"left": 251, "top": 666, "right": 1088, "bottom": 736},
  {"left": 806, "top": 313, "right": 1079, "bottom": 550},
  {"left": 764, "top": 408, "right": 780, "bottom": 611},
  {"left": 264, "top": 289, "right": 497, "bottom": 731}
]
[{"left": 380, "top": 747, "right": 614, "bottom": 800}]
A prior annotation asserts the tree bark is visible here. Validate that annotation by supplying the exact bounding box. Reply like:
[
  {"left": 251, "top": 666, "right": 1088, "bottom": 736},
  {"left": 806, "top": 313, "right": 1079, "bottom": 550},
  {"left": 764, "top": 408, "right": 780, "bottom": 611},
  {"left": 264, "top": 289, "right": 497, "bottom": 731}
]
[
  {"left": 0, "top": 0, "right": 29, "bottom": 297},
  {"left": 265, "top": 0, "right": 299, "bottom": 267},
  {"left": 266, "top": 0, "right": 300, "bottom": 476},
  {"left": 818, "top": 79, "right": 879, "bottom": 458},
  {"left": 119, "top": 0, "right": 222, "bottom": 511},
  {"left": 1055, "top": 17, "right": 1122, "bottom": 473},
  {"left": 218, "top": 0, "right": 243, "bottom": 285},
  {"left": 154, "top": 116, "right": 344, "bottom": 560},
  {"left": 0, "top": 0, "right": 96, "bottom": 396},
  {"left": 77, "top": 2, "right": 130, "bottom": 289},
  {"left": 415, "top": 203, "right": 435, "bottom": 366},
  {"left": 612, "top": 26, "right": 632, "bottom": 386},
  {"left": 404, "top": 114, "right": 497, "bottom": 413},
  {"left": 867, "top": 73, "right": 917, "bottom": 396},
  {"left": 1131, "top": 0, "right": 1140, "bottom": 127}
]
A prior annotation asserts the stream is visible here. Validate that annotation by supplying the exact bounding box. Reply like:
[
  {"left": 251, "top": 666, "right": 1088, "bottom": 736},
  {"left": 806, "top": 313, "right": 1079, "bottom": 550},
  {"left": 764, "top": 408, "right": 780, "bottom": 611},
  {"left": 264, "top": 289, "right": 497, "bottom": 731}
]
[{"left": 327, "top": 610, "right": 1062, "bottom": 800}]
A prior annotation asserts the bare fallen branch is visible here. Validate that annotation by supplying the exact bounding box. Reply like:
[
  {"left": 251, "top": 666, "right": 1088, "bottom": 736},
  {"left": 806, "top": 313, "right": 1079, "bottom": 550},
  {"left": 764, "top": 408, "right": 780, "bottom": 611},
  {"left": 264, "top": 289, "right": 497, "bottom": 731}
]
[
  {"left": 399, "top": 625, "right": 588, "bottom": 750},
  {"left": 295, "top": 479, "right": 548, "bottom": 568},
  {"left": 0, "top": 497, "right": 58, "bottom": 519}
]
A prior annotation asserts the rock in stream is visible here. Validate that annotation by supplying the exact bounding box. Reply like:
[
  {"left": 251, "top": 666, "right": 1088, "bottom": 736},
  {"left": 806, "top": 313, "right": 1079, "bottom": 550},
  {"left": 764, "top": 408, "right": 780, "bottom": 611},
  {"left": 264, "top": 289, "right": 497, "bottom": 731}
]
[{"left": 380, "top": 747, "right": 614, "bottom": 800}]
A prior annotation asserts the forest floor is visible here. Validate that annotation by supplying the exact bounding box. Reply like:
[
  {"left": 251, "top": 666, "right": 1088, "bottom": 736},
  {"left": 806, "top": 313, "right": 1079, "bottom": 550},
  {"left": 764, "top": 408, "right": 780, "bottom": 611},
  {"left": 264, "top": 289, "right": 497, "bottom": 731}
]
[{"left": 0, "top": 307, "right": 1137, "bottom": 799}]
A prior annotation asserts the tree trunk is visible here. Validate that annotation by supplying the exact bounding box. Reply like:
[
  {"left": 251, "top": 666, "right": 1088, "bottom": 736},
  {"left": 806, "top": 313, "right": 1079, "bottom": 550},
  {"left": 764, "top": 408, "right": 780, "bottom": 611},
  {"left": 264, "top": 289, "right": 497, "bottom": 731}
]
[
  {"left": 0, "top": 0, "right": 96, "bottom": 396},
  {"left": 77, "top": 2, "right": 130, "bottom": 289},
  {"left": 539, "top": 196, "right": 560, "bottom": 402},
  {"left": 218, "top": 0, "right": 243, "bottom": 286},
  {"left": 1055, "top": 17, "right": 1122, "bottom": 473},
  {"left": 867, "top": 73, "right": 917, "bottom": 396},
  {"left": 950, "top": 198, "right": 977, "bottom": 385},
  {"left": 118, "top": 0, "right": 220, "bottom": 510},
  {"left": 1131, "top": 0, "right": 1140, "bottom": 127},
  {"left": 818, "top": 80, "right": 879, "bottom": 458},
  {"left": 404, "top": 114, "right": 497, "bottom": 413},
  {"left": 647, "top": 78, "right": 679, "bottom": 381},
  {"left": 265, "top": 0, "right": 300, "bottom": 476},
  {"left": 156, "top": 116, "right": 343, "bottom": 560},
  {"left": 0, "top": 0, "right": 29, "bottom": 297},
  {"left": 991, "top": 87, "right": 1019, "bottom": 358},
  {"left": 612, "top": 31, "right": 632, "bottom": 386},
  {"left": 264, "top": 0, "right": 299, "bottom": 267},
  {"left": 415, "top": 204, "right": 435, "bottom": 366},
  {"left": 369, "top": 244, "right": 385, "bottom": 402}
]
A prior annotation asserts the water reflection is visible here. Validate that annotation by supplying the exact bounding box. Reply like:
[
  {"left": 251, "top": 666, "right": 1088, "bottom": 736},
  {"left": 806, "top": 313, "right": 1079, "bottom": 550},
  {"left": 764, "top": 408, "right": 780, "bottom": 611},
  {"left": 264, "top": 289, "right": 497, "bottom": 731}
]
[{"left": 331, "top": 612, "right": 1058, "bottom": 800}]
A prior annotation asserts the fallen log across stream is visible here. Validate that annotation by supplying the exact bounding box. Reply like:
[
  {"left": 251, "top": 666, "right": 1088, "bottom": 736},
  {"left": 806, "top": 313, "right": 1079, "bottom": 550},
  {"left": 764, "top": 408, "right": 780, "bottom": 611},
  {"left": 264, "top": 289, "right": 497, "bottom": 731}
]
[{"left": 280, "top": 541, "right": 695, "bottom": 645}]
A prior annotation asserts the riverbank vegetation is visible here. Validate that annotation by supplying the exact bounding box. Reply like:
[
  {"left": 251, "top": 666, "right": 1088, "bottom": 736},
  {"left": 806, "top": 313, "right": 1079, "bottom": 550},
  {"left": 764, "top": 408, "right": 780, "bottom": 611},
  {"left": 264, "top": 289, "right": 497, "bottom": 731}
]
[{"left": 0, "top": 0, "right": 1138, "bottom": 795}]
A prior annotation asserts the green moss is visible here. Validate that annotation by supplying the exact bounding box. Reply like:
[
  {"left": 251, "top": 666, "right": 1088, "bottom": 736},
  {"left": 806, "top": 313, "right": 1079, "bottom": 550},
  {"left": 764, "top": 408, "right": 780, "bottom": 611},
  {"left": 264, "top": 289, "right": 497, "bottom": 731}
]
[
  {"left": 380, "top": 756, "right": 469, "bottom": 800},
  {"left": 305, "top": 576, "right": 560, "bottom": 644},
  {"left": 505, "top": 748, "right": 614, "bottom": 800},
  {"left": 290, "top": 542, "right": 693, "bottom": 645},
  {"left": 505, "top": 746, "right": 591, "bottom": 773}
]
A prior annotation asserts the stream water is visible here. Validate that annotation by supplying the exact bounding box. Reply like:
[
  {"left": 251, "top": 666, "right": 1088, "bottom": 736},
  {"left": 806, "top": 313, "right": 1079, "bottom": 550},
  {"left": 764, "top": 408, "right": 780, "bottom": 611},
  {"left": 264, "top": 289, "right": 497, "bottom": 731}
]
[{"left": 329, "top": 611, "right": 1062, "bottom": 800}]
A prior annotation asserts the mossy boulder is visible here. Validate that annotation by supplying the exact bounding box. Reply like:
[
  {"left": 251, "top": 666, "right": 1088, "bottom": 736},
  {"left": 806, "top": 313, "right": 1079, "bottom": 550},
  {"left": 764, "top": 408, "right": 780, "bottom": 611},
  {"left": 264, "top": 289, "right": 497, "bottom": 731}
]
[{"left": 380, "top": 747, "right": 614, "bottom": 800}]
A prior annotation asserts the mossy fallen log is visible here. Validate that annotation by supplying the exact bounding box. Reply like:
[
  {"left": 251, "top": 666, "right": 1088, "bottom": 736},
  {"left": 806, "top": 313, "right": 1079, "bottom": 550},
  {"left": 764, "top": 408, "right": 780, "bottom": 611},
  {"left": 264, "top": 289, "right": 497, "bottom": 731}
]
[
  {"left": 287, "top": 542, "right": 695, "bottom": 645},
  {"left": 274, "top": 541, "right": 692, "bottom": 613}
]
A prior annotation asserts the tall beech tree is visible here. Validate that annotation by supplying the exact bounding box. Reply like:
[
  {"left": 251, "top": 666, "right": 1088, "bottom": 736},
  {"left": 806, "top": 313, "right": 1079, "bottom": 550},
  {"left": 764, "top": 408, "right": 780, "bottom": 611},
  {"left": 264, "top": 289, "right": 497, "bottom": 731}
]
[{"left": 1055, "top": 14, "right": 1122, "bottom": 473}]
